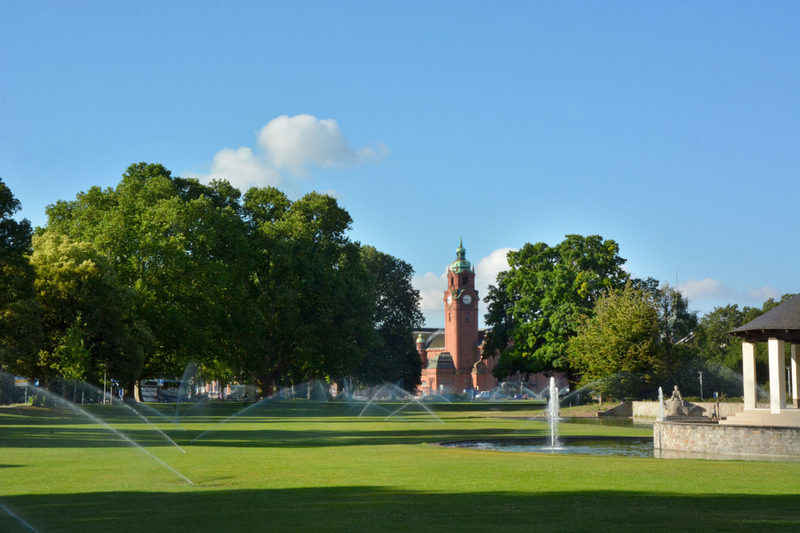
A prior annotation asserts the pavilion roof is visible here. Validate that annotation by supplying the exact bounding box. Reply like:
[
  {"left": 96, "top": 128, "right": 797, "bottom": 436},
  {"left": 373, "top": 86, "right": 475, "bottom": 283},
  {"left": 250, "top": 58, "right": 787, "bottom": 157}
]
[{"left": 730, "top": 294, "right": 800, "bottom": 342}]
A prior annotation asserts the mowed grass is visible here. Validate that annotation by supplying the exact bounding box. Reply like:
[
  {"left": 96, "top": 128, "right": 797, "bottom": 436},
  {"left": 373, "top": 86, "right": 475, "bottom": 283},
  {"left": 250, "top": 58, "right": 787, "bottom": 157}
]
[{"left": 1, "top": 400, "right": 799, "bottom": 532}]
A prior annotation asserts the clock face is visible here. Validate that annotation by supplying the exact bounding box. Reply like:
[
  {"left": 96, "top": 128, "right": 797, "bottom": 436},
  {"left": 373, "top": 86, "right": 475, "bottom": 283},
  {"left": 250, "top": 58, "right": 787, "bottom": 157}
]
[
  {"left": 462, "top": 294, "right": 472, "bottom": 305},
  {"left": 447, "top": 294, "right": 453, "bottom": 305}
]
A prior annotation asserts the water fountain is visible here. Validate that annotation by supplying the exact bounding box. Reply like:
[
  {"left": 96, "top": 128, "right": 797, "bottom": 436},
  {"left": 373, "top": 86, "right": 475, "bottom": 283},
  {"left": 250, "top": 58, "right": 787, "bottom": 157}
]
[
  {"left": 55, "top": 378, "right": 187, "bottom": 451},
  {"left": 190, "top": 392, "right": 281, "bottom": 443},
  {"left": 0, "top": 373, "right": 193, "bottom": 484},
  {"left": 444, "top": 376, "right": 653, "bottom": 456},
  {"left": 0, "top": 500, "right": 40, "bottom": 532},
  {"left": 174, "top": 362, "right": 199, "bottom": 422},
  {"left": 357, "top": 383, "right": 444, "bottom": 423},
  {"left": 546, "top": 376, "right": 560, "bottom": 448},
  {"left": 14, "top": 385, "right": 194, "bottom": 485}
]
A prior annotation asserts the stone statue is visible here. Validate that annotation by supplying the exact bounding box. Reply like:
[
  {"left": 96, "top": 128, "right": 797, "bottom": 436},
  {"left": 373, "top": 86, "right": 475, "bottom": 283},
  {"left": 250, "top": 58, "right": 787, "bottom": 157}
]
[{"left": 664, "top": 385, "right": 706, "bottom": 418}]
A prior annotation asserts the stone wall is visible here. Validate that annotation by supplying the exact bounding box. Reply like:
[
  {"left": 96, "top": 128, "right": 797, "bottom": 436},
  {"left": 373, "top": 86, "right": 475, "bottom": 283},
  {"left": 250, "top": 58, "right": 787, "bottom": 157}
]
[
  {"left": 653, "top": 421, "right": 800, "bottom": 458},
  {"left": 598, "top": 401, "right": 632, "bottom": 417},
  {"left": 633, "top": 401, "right": 743, "bottom": 419}
]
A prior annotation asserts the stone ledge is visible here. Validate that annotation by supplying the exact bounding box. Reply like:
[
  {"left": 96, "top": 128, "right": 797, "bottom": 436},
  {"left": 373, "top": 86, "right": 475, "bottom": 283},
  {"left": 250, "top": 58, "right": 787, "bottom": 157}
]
[{"left": 654, "top": 420, "right": 800, "bottom": 459}]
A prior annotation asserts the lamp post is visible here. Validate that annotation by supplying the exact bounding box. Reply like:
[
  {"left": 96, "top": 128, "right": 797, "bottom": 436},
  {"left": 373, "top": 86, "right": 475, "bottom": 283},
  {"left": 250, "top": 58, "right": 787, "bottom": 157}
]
[{"left": 699, "top": 371, "right": 703, "bottom": 400}]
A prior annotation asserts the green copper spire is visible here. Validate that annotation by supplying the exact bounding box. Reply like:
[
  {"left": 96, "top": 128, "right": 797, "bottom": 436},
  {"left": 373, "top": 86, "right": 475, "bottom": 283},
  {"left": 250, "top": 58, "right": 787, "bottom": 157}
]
[
  {"left": 450, "top": 237, "right": 472, "bottom": 273},
  {"left": 456, "top": 236, "right": 465, "bottom": 259}
]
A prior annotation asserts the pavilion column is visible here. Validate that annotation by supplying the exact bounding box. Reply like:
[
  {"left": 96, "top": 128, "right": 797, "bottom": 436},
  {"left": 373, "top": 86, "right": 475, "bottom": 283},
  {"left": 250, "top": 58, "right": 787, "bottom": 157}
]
[
  {"left": 792, "top": 344, "right": 800, "bottom": 408},
  {"left": 768, "top": 338, "right": 786, "bottom": 414},
  {"left": 742, "top": 341, "right": 757, "bottom": 409}
]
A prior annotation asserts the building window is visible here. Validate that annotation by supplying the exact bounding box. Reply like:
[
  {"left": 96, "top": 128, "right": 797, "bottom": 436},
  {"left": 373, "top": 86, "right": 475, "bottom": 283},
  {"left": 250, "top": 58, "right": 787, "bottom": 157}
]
[{"left": 465, "top": 312, "right": 470, "bottom": 323}]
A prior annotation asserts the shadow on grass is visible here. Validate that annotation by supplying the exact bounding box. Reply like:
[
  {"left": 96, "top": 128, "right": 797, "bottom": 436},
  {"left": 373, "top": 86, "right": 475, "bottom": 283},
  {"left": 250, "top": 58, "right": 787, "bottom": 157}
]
[
  {"left": 0, "top": 424, "right": 535, "bottom": 449},
  {"left": 2, "top": 486, "right": 799, "bottom": 532},
  {"left": 0, "top": 403, "right": 560, "bottom": 449}
]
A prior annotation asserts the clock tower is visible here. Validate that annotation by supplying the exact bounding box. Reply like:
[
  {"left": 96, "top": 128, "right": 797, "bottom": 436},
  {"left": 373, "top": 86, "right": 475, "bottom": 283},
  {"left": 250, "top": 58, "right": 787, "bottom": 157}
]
[{"left": 443, "top": 238, "right": 480, "bottom": 390}]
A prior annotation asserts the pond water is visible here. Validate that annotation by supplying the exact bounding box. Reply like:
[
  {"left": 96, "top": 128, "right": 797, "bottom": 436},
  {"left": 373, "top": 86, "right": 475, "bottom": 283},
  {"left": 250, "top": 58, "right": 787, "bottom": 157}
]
[
  {"left": 441, "top": 436, "right": 654, "bottom": 458},
  {"left": 538, "top": 416, "right": 654, "bottom": 428}
]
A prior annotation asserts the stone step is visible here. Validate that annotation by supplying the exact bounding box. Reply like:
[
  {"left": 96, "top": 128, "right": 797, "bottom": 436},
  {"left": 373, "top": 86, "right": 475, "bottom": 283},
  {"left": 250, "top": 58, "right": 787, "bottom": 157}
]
[{"left": 721, "top": 408, "right": 800, "bottom": 428}]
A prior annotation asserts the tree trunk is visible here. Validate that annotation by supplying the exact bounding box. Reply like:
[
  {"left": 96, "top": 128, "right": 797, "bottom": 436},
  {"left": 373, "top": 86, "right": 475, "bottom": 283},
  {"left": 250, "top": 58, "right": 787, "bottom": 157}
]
[{"left": 122, "top": 379, "right": 136, "bottom": 402}]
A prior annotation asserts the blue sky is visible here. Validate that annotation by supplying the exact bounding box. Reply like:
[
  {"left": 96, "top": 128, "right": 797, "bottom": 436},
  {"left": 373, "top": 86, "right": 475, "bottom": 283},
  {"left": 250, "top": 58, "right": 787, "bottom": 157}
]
[{"left": 2, "top": 1, "right": 799, "bottom": 327}]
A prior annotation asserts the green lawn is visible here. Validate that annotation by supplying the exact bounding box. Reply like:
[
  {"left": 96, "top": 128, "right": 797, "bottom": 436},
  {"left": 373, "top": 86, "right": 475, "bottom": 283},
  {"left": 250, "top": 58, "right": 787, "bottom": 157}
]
[{"left": 1, "top": 400, "right": 799, "bottom": 532}]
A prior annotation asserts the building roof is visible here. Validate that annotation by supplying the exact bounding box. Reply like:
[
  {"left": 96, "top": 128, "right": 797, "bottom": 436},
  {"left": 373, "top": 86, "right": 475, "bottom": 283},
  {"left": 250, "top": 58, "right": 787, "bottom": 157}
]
[
  {"left": 413, "top": 328, "right": 491, "bottom": 349},
  {"left": 426, "top": 352, "right": 455, "bottom": 370},
  {"left": 413, "top": 329, "right": 445, "bottom": 349},
  {"left": 730, "top": 294, "right": 800, "bottom": 342}
]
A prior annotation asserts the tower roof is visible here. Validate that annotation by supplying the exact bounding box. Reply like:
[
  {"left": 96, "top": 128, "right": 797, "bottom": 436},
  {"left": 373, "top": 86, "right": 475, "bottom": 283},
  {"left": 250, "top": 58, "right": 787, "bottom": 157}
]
[{"left": 449, "top": 237, "right": 472, "bottom": 273}]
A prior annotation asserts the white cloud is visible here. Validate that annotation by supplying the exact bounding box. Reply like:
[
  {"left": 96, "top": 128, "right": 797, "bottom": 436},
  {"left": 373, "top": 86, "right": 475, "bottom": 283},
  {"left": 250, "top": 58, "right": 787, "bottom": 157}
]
[
  {"left": 746, "top": 285, "right": 781, "bottom": 302},
  {"left": 188, "top": 114, "right": 386, "bottom": 188},
  {"left": 677, "top": 278, "right": 733, "bottom": 301},
  {"left": 475, "top": 247, "right": 513, "bottom": 300},
  {"left": 257, "top": 114, "right": 387, "bottom": 176},
  {"left": 678, "top": 277, "right": 783, "bottom": 309},
  {"left": 413, "top": 271, "right": 447, "bottom": 313},
  {"left": 203, "top": 147, "right": 282, "bottom": 190}
]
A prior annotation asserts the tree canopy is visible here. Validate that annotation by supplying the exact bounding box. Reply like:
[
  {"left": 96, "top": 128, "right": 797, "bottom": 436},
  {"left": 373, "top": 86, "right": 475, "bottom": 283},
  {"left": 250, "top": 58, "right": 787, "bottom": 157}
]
[
  {"left": 4, "top": 165, "right": 796, "bottom": 402},
  {"left": 0, "top": 176, "right": 39, "bottom": 376},
  {"left": 356, "top": 246, "right": 424, "bottom": 390},
  {"left": 30, "top": 232, "right": 150, "bottom": 389},
  {"left": 568, "top": 283, "right": 663, "bottom": 398},
  {"left": 483, "top": 235, "right": 629, "bottom": 376},
  {"left": 0, "top": 164, "right": 425, "bottom": 397}
]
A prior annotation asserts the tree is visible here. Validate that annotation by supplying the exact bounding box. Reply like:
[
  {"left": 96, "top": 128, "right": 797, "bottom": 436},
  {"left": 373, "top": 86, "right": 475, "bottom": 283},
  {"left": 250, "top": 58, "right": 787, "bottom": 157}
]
[
  {"left": 35, "top": 162, "right": 425, "bottom": 396},
  {"left": 654, "top": 285, "right": 697, "bottom": 363},
  {"left": 0, "top": 176, "right": 33, "bottom": 303},
  {"left": 0, "top": 177, "right": 41, "bottom": 376},
  {"left": 693, "top": 304, "right": 745, "bottom": 372},
  {"left": 44, "top": 163, "right": 252, "bottom": 389},
  {"left": 241, "top": 189, "right": 374, "bottom": 391},
  {"left": 483, "top": 234, "right": 629, "bottom": 377},
  {"left": 568, "top": 283, "right": 663, "bottom": 399},
  {"left": 30, "top": 232, "right": 150, "bottom": 390},
  {"left": 356, "top": 246, "right": 424, "bottom": 390}
]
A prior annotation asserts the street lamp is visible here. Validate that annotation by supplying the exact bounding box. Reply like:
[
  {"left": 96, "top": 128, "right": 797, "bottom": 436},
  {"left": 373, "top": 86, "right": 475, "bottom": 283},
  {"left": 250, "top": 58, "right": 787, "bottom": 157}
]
[{"left": 699, "top": 371, "right": 703, "bottom": 400}]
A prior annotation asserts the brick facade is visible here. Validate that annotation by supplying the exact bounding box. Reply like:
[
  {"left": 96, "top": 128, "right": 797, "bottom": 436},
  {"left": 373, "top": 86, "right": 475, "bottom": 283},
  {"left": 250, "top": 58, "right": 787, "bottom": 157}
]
[{"left": 416, "top": 240, "right": 498, "bottom": 395}]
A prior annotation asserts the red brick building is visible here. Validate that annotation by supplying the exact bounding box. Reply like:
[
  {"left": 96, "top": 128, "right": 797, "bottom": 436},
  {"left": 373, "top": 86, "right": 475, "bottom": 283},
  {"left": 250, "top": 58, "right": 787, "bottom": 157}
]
[{"left": 415, "top": 239, "right": 498, "bottom": 394}]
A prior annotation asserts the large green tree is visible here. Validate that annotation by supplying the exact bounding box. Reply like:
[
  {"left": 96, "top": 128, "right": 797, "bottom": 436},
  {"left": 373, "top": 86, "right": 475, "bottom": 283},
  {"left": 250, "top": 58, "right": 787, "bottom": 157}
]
[
  {"left": 30, "top": 232, "right": 151, "bottom": 392},
  {"left": 568, "top": 283, "right": 663, "bottom": 399},
  {"left": 0, "top": 177, "right": 41, "bottom": 377},
  {"left": 44, "top": 163, "right": 253, "bottom": 389},
  {"left": 241, "top": 188, "right": 374, "bottom": 392},
  {"left": 483, "top": 234, "right": 629, "bottom": 377},
  {"left": 25, "top": 162, "right": 426, "bottom": 398},
  {"left": 693, "top": 304, "right": 748, "bottom": 371},
  {"left": 356, "top": 246, "right": 424, "bottom": 390}
]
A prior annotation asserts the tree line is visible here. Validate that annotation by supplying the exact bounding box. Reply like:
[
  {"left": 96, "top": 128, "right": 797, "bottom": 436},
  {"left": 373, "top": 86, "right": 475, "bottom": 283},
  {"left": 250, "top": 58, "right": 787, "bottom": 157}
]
[
  {"left": 1, "top": 166, "right": 783, "bottom": 402},
  {"left": 0, "top": 164, "right": 423, "bottom": 398},
  {"left": 483, "top": 235, "right": 787, "bottom": 400}
]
